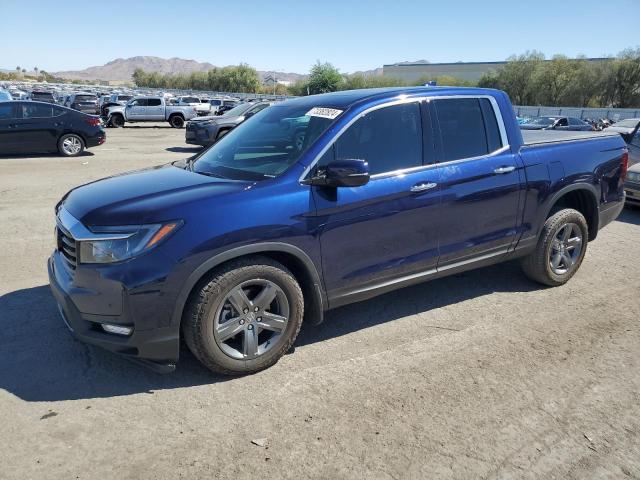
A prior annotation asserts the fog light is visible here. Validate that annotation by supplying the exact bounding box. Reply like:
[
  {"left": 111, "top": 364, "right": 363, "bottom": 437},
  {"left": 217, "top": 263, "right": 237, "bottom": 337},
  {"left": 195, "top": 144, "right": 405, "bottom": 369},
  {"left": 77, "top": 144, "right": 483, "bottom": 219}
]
[{"left": 101, "top": 324, "right": 133, "bottom": 336}]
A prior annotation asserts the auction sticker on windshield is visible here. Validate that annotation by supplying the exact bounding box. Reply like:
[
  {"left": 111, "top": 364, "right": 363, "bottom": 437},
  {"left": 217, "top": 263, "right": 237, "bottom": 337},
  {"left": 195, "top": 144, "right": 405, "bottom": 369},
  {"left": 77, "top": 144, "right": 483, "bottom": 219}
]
[{"left": 306, "top": 107, "right": 343, "bottom": 120}]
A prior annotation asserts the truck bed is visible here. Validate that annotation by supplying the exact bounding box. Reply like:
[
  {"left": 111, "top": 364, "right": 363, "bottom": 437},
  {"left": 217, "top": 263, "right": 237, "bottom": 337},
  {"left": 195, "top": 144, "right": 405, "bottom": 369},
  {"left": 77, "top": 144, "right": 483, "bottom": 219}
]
[{"left": 521, "top": 129, "right": 621, "bottom": 146}]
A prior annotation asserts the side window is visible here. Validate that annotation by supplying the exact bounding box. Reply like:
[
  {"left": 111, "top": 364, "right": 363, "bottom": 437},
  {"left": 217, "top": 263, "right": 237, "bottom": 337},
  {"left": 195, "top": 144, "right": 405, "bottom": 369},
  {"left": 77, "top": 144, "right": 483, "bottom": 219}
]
[
  {"left": 434, "top": 98, "right": 497, "bottom": 161},
  {"left": 249, "top": 104, "right": 269, "bottom": 115},
  {"left": 21, "top": 104, "right": 54, "bottom": 118},
  {"left": 0, "top": 104, "right": 15, "bottom": 120},
  {"left": 52, "top": 106, "right": 66, "bottom": 117},
  {"left": 556, "top": 118, "right": 569, "bottom": 127},
  {"left": 568, "top": 117, "right": 582, "bottom": 126},
  {"left": 147, "top": 98, "right": 161, "bottom": 106},
  {"left": 631, "top": 130, "right": 640, "bottom": 148},
  {"left": 130, "top": 99, "right": 148, "bottom": 107},
  {"left": 334, "top": 102, "right": 423, "bottom": 176}
]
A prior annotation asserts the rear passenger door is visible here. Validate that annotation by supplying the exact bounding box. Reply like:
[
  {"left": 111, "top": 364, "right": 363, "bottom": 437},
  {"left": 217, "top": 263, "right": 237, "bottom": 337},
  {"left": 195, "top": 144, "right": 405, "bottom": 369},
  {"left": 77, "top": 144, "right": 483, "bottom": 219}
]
[
  {"left": 431, "top": 97, "right": 523, "bottom": 267},
  {"left": 146, "top": 98, "right": 164, "bottom": 120},
  {"left": 312, "top": 100, "right": 442, "bottom": 300},
  {"left": 0, "top": 103, "right": 20, "bottom": 153}
]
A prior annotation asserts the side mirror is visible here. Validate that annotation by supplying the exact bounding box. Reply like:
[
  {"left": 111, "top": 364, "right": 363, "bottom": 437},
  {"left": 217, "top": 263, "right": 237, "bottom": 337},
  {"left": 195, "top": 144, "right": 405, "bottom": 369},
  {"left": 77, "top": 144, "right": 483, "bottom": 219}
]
[
  {"left": 244, "top": 111, "right": 255, "bottom": 119},
  {"left": 302, "top": 159, "right": 370, "bottom": 188}
]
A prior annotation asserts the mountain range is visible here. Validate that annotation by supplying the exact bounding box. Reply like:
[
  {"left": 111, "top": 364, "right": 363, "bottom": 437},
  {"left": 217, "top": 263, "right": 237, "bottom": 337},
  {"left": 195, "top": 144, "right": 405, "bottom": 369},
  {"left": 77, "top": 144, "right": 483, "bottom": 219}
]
[{"left": 51, "top": 56, "right": 309, "bottom": 83}]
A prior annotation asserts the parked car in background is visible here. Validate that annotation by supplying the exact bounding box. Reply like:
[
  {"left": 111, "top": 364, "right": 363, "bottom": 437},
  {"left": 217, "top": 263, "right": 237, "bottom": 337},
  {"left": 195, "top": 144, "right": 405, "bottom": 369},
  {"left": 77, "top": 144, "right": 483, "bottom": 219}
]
[
  {"left": 99, "top": 93, "right": 133, "bottom": 116},
  {"left": 0, "top": 101, "right": 105, "bottom": 156},
  {"left": 65, "top": 93, "right": 100, "bottom": 114},
  {"left": 217, "top": 99, "right": 240, "bottom": 115},
  {"left": 520, "top": 116, "right": 593, "bottom": 131},
  {"left": 49, "top": 87, "right": 627, "bottom": 375},
  {"left": 30, "top": 90, "right": 56, "bottom": 103},
  {"left": 10, "top": 90, "right": 29, "bottom": 100},
  {"left": 206, "top": 98, "right": 224, "bottom": 115},
  {"left": 0, "top": 89, "right": 12, "bottom": 101},
  {"left": 173, "top": 96, "right": 211, "bottom": 116},
  {"left": 106, "top": 96, "right": 197, "bottom": 128},
  {"left": 185, "top": 101, "right": 271, "bottom": 146},
  {"left": 625, "top": 163, "right": 640, "bottom": 207},
  {"left": 606, "top": 118, "right": 640, "bottom": 139}
]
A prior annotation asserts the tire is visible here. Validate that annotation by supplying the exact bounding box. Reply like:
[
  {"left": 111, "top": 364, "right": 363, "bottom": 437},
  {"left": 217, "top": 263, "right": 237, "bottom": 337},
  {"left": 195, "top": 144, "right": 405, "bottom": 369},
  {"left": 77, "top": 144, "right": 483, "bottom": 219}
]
[
  {"left": 183, "top": 256, "right": 304, "bottom": 375},
  {"left": 110, "top": 114, "right": 124, "bottom": 128},
  {"left": 521, "top": 208, "right": 588, "bottom": 286},
  {"left": 169, "top": 115, "right": 185, "bottom": 128},
  {"left": 57, "top": 134, "right": 85, "bottom": 157}
]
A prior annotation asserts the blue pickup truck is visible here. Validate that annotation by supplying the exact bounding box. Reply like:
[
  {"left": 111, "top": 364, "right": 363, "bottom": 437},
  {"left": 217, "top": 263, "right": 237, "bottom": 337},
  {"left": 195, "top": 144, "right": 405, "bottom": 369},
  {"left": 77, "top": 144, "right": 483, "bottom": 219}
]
[{"left": 49, "top": 87, "right": 628, "bottom": 375}]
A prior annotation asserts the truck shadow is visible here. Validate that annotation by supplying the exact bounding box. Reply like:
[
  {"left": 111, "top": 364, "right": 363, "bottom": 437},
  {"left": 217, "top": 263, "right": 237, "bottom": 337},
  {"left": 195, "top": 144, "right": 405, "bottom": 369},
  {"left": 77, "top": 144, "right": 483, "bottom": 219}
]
[
  {"left": 0, "top": 151, "right": 95, "bottom": 160},
  {"left": 0, "top": 261, "right": 536, "bottom": 402}
]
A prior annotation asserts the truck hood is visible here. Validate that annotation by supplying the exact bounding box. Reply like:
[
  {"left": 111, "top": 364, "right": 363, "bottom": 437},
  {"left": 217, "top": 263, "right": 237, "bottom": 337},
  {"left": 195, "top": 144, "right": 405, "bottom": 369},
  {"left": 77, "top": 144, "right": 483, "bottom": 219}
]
[
  {"left": 61, "top": 164, "right": 248, "bottom": 227},
  {"left": 190, "top": 114, "right": 243, "bottom": 124}
]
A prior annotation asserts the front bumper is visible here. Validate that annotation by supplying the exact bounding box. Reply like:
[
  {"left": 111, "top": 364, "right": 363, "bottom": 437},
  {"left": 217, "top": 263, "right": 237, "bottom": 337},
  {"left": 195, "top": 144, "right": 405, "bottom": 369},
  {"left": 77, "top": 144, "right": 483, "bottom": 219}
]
[
  {"left": 48, "top": 254, "right": 179, "bottom": 373},
  {"left": 625, "top": 182, "right": 640, "bottom": 206},
  {"left": 185, "top": 124, "right": 217, "bottom": 146}
]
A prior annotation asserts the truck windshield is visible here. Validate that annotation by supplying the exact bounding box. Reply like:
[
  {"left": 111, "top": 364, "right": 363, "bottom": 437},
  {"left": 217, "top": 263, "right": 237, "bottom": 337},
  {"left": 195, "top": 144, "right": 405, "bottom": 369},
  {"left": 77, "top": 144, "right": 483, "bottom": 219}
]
[{"left": 192, "top": 104, "right": 339, "bottom": 181}]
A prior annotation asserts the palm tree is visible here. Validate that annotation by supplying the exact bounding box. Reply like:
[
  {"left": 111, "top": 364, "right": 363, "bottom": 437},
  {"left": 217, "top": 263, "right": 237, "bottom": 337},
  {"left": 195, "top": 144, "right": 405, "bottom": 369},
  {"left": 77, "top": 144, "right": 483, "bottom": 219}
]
[{"left": 34, "top": 67, "right": 39, "bottom": 76}]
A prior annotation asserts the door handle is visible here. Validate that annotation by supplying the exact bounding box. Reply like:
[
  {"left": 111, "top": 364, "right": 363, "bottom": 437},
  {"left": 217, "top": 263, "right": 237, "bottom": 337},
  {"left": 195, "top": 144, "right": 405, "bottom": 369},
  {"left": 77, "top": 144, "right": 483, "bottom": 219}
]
[
  {"left": 494, "top": 166, "right": 516, "bottom": 174},
  {"left": 410, "top": 182, "right": 438, "bottom": 192}
]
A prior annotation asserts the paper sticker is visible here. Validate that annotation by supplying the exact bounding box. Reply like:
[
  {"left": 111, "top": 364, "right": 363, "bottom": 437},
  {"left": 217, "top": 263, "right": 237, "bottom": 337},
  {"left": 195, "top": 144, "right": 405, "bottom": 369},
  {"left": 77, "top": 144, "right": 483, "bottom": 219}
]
[{"left": 305, "top": 107, "right": 343, "bottom": 120}]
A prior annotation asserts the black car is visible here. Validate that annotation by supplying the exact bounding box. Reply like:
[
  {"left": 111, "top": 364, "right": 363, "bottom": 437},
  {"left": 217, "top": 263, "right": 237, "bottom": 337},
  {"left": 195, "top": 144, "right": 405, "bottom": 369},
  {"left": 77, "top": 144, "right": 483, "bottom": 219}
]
[
  {"left": 0, "top": 101, "right": 105, "bottom": 157},
  {"left": 67, "top": 93, "right": 99, "bottom": 114},
  {"left": 30, "top": 90, "right": 56, "bottom": 103},
  {"left": 520, "top": 116, "right": 594, "bottom": 131},
  {"left": 185, "top": 102, "right": 271, "bottom": 146}
]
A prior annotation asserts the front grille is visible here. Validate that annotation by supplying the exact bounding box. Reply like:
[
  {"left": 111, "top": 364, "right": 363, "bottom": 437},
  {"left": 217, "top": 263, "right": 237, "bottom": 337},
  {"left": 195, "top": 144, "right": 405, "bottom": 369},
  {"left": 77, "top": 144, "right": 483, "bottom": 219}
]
[{"left": 57, "top": 225, "right": 77, "bottom": 270}]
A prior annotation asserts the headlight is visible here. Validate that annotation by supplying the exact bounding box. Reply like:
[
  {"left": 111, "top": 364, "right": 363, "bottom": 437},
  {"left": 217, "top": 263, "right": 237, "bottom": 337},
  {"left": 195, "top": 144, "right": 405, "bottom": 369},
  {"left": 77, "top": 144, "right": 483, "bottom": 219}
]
[{"left": 78, "top": 221, "right": 182, "bottom": 264}]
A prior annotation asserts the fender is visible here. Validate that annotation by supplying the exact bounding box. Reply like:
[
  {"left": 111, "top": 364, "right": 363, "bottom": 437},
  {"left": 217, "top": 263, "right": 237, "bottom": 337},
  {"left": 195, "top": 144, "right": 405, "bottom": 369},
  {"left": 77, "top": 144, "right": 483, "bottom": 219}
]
[
  {"left": 170, "top": 242, "right": 327, "bottom": 328},
  {"left": 538, "top": 182, "right": 600, "bottom": 239}
]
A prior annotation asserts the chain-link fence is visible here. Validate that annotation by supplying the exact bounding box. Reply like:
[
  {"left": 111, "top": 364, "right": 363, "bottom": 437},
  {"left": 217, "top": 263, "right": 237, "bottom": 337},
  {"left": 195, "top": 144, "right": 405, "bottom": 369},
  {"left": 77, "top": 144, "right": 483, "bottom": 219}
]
[{"left": 514, "top": 106, "right": 640, "bottom": 121}]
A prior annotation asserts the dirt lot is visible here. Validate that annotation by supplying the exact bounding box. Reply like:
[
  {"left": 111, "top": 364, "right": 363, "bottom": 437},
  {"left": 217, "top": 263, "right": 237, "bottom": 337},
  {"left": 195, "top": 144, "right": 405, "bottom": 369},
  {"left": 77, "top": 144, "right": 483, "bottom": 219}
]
[{"left": 1, "top": 125, "right": 639, "bottom": 480}]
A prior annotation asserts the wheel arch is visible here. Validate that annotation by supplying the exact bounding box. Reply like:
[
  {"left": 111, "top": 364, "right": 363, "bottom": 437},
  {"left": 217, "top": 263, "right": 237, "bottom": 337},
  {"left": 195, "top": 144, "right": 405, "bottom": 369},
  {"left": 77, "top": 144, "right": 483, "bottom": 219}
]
[
  {"left": 542, "top": 183, "right": 600, "bottom": 241},
  {"left": 171, "top": 243, "right": 326, "bottom": 330}
]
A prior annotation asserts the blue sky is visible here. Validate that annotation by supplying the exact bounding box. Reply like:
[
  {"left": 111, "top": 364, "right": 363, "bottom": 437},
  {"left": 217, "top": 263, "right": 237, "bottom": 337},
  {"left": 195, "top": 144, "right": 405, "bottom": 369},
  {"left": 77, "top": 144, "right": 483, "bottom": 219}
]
[{"left": 2, "top": 0, "right": 638, "bottom": 74}]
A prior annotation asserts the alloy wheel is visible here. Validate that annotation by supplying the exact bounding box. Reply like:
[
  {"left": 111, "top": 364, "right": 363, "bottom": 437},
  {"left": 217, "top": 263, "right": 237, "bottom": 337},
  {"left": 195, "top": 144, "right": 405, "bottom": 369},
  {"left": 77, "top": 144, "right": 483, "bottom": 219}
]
[
  {"left": 62, "top": 136, "right": 82, "bottom": 155},
  {"left": 213, "top": 279, "right": 289, "bottom": 360},
  {"left": 549, "top": 222, "right": 583, "bottom": 275}
]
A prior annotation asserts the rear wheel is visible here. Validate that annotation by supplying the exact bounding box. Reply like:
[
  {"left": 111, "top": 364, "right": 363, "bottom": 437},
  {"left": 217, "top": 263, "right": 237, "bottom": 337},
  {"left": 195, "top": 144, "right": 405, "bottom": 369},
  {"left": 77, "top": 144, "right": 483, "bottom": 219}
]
[
  {"left": 57, "top": 134, "right": 85, "bottom": 157},
  {"left": 169, "top": 115, "right": 185, "bottom": 128},
  {"left": 183, "top": 257, "right": 304, "bottom": 375},
  {"left": 521, "top": 208, "right": 588, "bottom": 286}
]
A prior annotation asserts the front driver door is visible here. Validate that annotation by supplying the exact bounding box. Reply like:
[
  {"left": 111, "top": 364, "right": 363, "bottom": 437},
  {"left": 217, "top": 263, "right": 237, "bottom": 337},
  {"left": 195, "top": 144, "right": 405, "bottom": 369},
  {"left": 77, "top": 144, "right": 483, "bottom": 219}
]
[
  {"left": 0, "top": 103, "right": 20, "bottom": 153},
  {"left": 311, "top": 100, "right": 442, "bottom": 305},
  {"left": 126, "top": 98, "right": 147, "bottom": 120}
]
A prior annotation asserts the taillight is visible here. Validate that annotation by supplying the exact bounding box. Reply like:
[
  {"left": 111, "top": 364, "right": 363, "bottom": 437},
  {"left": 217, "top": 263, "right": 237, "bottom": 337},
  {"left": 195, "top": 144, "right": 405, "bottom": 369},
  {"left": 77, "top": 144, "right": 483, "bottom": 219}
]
[
  {"left": 84, "top": 117, "right": 101, "bottom": 127},
  {"left": 621, "top": 150, "right": 629, "bottom": 182}
]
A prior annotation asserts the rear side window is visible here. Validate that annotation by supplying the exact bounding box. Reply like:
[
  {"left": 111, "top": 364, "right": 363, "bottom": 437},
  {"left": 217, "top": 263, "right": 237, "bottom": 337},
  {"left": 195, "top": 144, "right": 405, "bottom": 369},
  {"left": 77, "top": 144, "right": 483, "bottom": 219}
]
[
  {"left": 147, "top": 98, "right": 162, "bottom": 106},
  {"left": 568, "top": 117, "right": 583, "bottom": 126},
  {"left": 334, "top": 102, "right": 423, "bottom": 176},
  {"left": 21, "top": 104, "right": 55, "bottom": 118},
  {"left": 434, "top": 98, "right": 503, "bottom": 161},
  {"left": 0, "top": 104, "right": 15, "bottom": 119}
]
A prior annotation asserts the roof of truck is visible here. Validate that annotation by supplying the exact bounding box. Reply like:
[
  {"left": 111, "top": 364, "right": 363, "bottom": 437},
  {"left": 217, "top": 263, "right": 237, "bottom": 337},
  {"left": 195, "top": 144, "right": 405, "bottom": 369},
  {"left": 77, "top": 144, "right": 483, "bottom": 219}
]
[{"left": 280, "top": 86, "right": 499, "bottom": 110}]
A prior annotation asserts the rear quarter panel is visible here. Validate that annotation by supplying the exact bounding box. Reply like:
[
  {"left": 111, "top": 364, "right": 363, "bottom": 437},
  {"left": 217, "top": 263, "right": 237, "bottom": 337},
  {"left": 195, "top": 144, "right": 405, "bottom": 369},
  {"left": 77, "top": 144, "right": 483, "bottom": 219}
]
[{"left": 517, "top": 134, "right": 627, "bottom": 246}]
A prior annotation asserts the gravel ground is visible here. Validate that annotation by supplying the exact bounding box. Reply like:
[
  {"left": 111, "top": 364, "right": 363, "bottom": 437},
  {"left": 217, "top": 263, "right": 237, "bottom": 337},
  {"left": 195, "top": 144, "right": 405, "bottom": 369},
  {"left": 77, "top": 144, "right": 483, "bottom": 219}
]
[{"left": 1, "top": 125, "right": 639, "bottom": 480}]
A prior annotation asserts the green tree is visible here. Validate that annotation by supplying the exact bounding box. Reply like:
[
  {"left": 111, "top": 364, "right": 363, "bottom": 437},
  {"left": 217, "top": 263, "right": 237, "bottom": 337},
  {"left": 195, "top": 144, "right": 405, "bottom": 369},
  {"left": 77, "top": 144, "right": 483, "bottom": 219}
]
[{"left": 307, "top": 61, "right": 343, "bottom": 94}]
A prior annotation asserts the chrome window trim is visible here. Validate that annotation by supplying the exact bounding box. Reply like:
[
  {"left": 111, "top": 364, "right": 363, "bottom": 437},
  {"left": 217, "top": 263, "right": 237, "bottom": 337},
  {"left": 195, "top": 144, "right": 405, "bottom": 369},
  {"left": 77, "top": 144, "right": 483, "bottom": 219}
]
[
  {"left": 56, "top": 206, "right": 134, "bottom": 242},
  {"left": 299, "top": 94, "right": 511, "bottom": 183}
]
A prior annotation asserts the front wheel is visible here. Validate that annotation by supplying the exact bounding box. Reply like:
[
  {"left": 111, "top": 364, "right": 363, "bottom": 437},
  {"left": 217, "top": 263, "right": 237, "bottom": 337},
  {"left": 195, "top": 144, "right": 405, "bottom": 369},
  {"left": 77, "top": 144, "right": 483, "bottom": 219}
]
[
  {"left": 183, "top": 257, "right": 304, "bottom": 375},
  {"left": 521, "top": 208, "right": 588, "bottom": 286},
  {"left": 57, "top": 134, "right": 85, "bottom": 157},
  {"left": 169, "top": 115, "right": 185, "bottom": 128}
]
